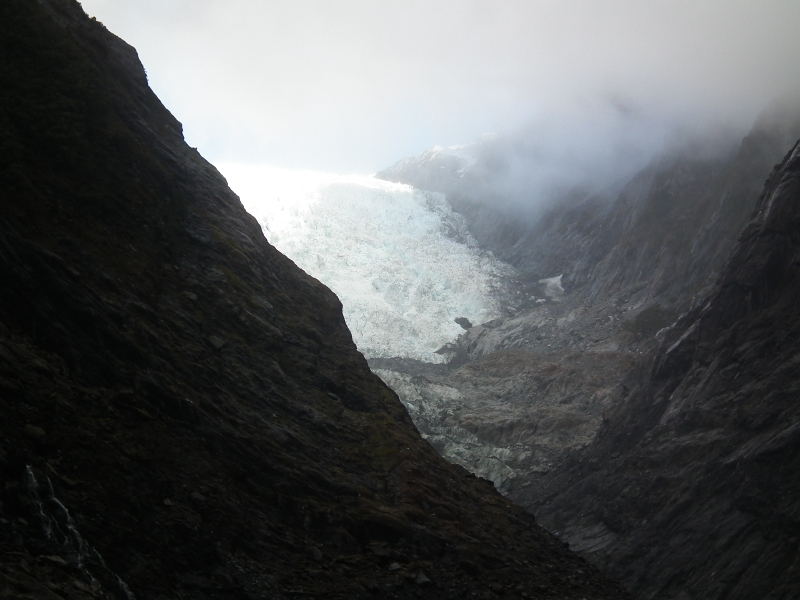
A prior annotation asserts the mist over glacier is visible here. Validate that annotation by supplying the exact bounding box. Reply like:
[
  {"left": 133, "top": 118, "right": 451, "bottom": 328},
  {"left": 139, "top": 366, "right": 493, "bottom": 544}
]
[{"left": 220, "top": 164, "right": 513, "bottom": 362}]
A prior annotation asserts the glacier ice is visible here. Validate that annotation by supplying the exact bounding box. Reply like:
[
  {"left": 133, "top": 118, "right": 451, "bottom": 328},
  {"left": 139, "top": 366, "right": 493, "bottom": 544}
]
[{"left": 220, "top": 164, "right": 514, "bottom": 363}]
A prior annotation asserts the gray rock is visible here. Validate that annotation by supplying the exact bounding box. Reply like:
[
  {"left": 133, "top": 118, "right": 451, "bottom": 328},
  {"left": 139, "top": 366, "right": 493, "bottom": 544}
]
[
  {"left": 455, "top": 317, "right": 473, "bottom": 330},
  {"left": 208, "top": 335, "right": 226, "bottom": 350},
  {"left": 532, "top": 136, "right": 800, "bottom": 600},
  {"left": 368, "top": 541, "right": 389, "bottom": 557},
  {"left": 23, "top": 424, "right": 46, "bottom": 441}
]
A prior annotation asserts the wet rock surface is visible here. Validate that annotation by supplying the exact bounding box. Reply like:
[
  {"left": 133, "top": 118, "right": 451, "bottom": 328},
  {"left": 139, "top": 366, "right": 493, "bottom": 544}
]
[{"left": 0, "top": 1, "right": 629, "bottom": 599}]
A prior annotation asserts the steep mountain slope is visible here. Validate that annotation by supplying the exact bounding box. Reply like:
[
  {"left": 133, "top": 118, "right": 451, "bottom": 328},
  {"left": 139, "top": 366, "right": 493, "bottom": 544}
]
[
  {"left": 577, "top": 112, "right": 800, "bottom": 309},
  {"left": 526, "top": 139, "right": 800, "bottom": 599},
  {"left": 381, "top": 109, "right": 800, "bottom": 308},
  {"left": 373, "top": 108, "right": 800, "bottom": 498},
  {"left": 0, "top": 1, "right": 628, "bottom": 599}
]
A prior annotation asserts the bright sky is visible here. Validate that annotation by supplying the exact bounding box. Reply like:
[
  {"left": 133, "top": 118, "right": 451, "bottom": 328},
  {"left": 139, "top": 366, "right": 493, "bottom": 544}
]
[{"left": 78, "top": 0, "right": 800, "bottom": 172}]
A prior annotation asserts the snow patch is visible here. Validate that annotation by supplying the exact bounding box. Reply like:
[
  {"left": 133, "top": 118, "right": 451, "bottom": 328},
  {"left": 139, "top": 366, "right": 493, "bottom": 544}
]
[{"left": 538, "top": 274, "right": 565, "bottom": 300}]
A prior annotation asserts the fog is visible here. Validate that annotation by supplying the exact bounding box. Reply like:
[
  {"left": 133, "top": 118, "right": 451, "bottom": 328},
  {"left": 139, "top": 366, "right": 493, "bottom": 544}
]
[
  {"left": 79, "top": 1, "right": 800, "bottom": 187},
  {"left": 418, "top": 95, "right": 751, "bottom": 213}
]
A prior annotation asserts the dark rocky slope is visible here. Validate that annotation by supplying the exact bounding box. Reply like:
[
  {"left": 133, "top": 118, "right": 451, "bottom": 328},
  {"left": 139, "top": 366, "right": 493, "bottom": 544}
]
[
  {"left": 0, "top": 1, "right": 629, "bottom": 599},
  {"left": 524, "top": 139, "right": 800, "bottom": 599},
  {"left": 372, "top": 109, "right": 800, "bottom": 500}
]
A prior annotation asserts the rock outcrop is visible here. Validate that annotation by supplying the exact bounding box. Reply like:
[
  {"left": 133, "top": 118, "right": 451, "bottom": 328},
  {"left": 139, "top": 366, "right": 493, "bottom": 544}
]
[
  {"left": 372, "top": 349, "right": 635, "bottom": 492},
  {"left": 377, "top": 94, "right": 800, "bottom": 599},
  {"left": 525, "top": 139, "right": 800, "bottom": 599},
  {"left": 374, "top": 106, "right": 800, "bottom": 499},
  {"left": 0, "top": 1, "right": 629, "bottom": 599}
]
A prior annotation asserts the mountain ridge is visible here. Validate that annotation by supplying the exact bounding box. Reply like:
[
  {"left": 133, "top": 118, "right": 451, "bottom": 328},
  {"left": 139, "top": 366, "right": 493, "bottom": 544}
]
[
  {"left": 0, "top": 1, "right": 627, "bottom": 599},
  {"left": 375, "top": 89, "right": 800, "bottom": 597}
]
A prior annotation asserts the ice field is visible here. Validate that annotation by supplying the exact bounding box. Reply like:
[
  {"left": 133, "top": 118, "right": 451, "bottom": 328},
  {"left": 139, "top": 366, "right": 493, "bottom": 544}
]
[{"left": 220, "top": 164, "right": 512, "bottom": 362}]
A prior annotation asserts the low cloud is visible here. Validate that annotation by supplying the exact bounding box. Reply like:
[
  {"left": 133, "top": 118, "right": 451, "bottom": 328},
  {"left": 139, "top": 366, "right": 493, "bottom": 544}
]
[
  {"left": 79, "top": 0, "right": 800, "bottom": 172},
  {"left": 460, "top": 94, "right": 751, "bottom": 213}
]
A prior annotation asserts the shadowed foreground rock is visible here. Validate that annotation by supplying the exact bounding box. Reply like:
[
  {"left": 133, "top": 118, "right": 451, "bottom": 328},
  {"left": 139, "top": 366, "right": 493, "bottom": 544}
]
[{"left": 0, "top": 1, "right": 628, "bottom": 599}]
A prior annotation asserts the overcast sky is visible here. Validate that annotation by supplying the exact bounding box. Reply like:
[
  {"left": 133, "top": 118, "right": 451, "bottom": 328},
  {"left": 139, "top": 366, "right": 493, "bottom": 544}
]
[{"left": 78, "top": 0, "right": 800, "bottom": 173}]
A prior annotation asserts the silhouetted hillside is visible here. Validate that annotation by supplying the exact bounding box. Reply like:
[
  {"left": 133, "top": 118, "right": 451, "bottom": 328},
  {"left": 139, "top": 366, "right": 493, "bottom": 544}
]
[{"left": 0, "top": 1, "right": 627, "bottom": 599}]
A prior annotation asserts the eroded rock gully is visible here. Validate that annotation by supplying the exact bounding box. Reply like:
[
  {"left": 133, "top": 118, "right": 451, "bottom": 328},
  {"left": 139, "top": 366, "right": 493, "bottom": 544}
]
[{"left": 0, "top": 1, "right": 628, "bottom": 599}]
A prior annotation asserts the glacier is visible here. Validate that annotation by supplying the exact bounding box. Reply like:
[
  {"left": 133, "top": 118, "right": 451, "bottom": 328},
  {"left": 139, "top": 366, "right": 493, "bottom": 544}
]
[{"left": 219, "top": 164, "right": 513, "bottom": 362}]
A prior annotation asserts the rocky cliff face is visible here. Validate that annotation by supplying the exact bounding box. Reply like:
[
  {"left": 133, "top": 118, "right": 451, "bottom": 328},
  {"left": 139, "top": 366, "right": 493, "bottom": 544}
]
[
  {"left": 376, "top": 98, "right": 800, "bottom": 598},
  {"left": 525, "top": 139, "right": 800, "bottom": 599},
  {"left": 576, "top": 112, "right": 800, "bottom": 309},
  {"left": 0, "top": 1, "right": 629, "bottom": 599},
  {"left": 371, "top": 350, "right": 636, "bottom": 493},
  {"left": 373, "top": 108, "right": 800, "bottom": 499},
  {"left": 382, "top": 110, "right": 800, "bottom": 309},
  {"left": 373, "top": 95, "right": 800, "bottom": 599}
]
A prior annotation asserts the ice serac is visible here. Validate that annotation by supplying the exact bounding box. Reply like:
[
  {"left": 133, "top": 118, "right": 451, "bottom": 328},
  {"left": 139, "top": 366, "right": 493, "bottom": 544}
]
[
  {"left": 525, "top": 139, "right": 800, "bottom": 599},
  {"left": 0, "top": 0, "right": 629, "bottom": 598}
]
